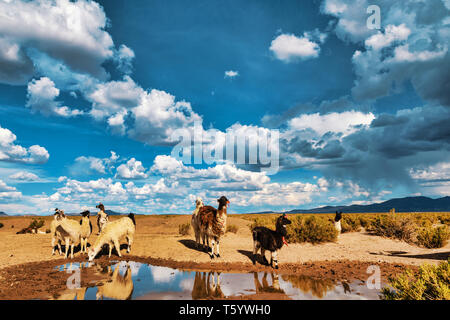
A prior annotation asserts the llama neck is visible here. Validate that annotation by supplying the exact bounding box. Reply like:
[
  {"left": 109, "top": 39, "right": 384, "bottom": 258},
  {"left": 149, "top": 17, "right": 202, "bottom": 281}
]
[
  {"left": 217, "top": 206, "right": 227, "bottom": 219},
  {"left": 276, "top": 223, "right": 286, "bottom": 236},
  {"left": 81, "top": 217, "right": 89, "bottom": 226},
  {"left": 92, "top": 234, "right": 106, "bottom": 254}
]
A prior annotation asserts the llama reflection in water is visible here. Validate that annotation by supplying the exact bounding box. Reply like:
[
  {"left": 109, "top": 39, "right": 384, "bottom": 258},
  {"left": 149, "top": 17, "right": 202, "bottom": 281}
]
[
  {"left": 253, "top": 272, "right": 290, "bottom": 299},
  {"left": 191, "top": 272, "right": 224, "bottom": 299},
  {"left": 96, "top": 263, "right": 134, "bottom": 300}
]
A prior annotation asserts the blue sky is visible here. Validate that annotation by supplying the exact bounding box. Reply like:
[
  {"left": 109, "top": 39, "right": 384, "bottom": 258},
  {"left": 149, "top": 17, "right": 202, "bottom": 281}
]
[{"left": 0, "top": 0, "right": 448, "bottom": 215}]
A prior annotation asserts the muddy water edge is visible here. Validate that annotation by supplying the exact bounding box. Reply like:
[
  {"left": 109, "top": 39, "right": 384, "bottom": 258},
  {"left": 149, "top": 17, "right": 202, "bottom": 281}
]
[{"left": 0, "top": 255, "right": 415, "bottom": 300}]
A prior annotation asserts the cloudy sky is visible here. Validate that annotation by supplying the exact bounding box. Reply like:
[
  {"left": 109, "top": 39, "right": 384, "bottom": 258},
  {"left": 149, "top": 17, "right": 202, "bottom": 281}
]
[{"left": 0, "top": 0, "right": 449, "bottom": 215}]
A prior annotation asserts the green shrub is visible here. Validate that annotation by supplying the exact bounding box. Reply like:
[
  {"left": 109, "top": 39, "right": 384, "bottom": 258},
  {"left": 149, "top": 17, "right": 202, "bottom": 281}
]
[
  {"left": 341, "top": 216, "right": 362, "bottom": 233},
  {"left": 288, "top": 215, "right": 338, "bottom": 244},
  {"left": 370, "top": 215, "right": 415, "bottom": 243},
  {"left": 417, "top": 226, "right": 450, "bottom": 248},
  {"left": 438, "top": 215, "right": 450, "bottom": 225},
  {"left": 178, "top": 223, "right": 190, "bottom": 236},
  {"left": 0, "top": 222, "right": 3, "bottom": 229},
  {"left": 382, "top": 259, "right": 450, "bottom": 300},
  {"left": 29, "top": 218, "right": 44, "bottom": 230},
  {"left": 248, "top": 216, "right": 276, "bottom": 231},
  {"left": 226, "top": 224, "right": 238, "bottom": 233}
]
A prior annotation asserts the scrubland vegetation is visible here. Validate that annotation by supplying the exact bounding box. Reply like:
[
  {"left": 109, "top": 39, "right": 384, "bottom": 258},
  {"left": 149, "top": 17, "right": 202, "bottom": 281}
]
[
  {"left": 382, "top": 259, "right": 450, "bottom": 300},
  {"left": 178, "top": 222, "right": 191, "bottom": 235},
  {"left": 241, "top": 212, "right": 450, "bottom": 247},
  {"left": 226, "top": 224, "right": 239, "bottom": 233}
]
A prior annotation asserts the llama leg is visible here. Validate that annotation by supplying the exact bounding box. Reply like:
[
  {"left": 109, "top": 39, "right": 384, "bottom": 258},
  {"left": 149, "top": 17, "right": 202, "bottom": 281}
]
[
  {"left": 252, "top": 241, "right": 260, "bottom": 265},
  {"left": 195, "top": 228, "right": 200, "bottom": 247},
  {"left": 114, "top": 239, "right": 121, "bottom": 257},
  {"left": 215, "top": 238, "right": 220, "bottom": 258},
  {"left": 51, "top": 236, "right": 56, "bottom": 255},
  {"left": 272, "top": 250, "right": 278, "bottom": 269},
  {"left": 261, "top": 248, "right": 268, "bottom": 265},
  {"left": 64, "top": 238, "right": 70, "bottom": 258},
  {"left": 108, "top": 243, "right": 113, "bottom": 258},
  {"left": 209, "top": 238, "right": 215, "bottom": 259},
  {"left": 70, "top": 243, "right": 74, "bottom": 259},
  {"left": 57, "top": 241, "right": 62, "bottom": 255},
  {"left": 126, "top": 234, "right": 133, "bottom": 253}
]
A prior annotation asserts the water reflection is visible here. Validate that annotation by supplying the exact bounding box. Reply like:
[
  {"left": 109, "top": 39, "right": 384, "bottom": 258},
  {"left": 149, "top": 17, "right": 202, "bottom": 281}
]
[
  {"left": 95, "top": 264, "right": 134, "bottom": 300},
  {"left": 281, "top": 274, "right": 335, "bottom": 299},
  {"left": 51, "top": 261, "right": 380, "bottom": 300},
  {"left": 192, "top": 272, "right": 224, "bottom": 299}
]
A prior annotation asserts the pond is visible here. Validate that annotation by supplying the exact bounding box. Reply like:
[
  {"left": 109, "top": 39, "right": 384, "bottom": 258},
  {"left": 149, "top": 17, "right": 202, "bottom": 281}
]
[{"left": 51, "top": 261, "right": 382, "bottom": 300}]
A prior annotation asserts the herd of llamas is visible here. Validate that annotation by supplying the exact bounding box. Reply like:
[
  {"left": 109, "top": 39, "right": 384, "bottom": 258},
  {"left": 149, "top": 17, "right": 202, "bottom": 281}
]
[{"left": 48, "top": 197, "right": 343, "bottom": 269}]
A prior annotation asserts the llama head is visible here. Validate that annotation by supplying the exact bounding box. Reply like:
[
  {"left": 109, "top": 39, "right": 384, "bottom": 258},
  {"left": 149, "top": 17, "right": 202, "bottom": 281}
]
[
  {"left": 80, "top": 210, "right": 90, "bottom": 217},
  {"left": 276, "top": 214, "right": 291, "bottom": 235},
  {"left": 335, "top": 211, "right": 342, "bottom": 222},
  {"left": 54, "top": 209, "right": 66, "bottom": 220},
  {"left": 217, "top": 196, "right": 229, "bottom": 209},
  {"left": 195, "top": 198, "right": 204, "bottom": 208},
  {"left": 88, "top": 247, "right": 97, "bottom": 262},
  {"left": 96, "top": 203, "right": 105, "bottom": 211}
]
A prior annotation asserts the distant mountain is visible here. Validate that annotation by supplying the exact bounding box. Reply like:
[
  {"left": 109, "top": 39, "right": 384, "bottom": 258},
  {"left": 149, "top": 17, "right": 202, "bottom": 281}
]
[
  {"left": 0, "top": 212, "right": 7, "bottom": 216},
  {"left": 67, "top": 209, "right": 126, "bottom": 216},
  {"left": 246, "top": 196, "right": 450, "bottom": 214},
  {"left": 105, "top": 210, "right": 125, "bottom": 216}
]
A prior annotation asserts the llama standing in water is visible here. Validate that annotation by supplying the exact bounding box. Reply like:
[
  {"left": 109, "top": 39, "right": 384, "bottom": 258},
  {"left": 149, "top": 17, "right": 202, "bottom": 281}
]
[
  {"left": 198, "top": 196, "right": 229, "bottom": 259},
  {"left": 191, "top": 198, "right": 204, "bottom": 248}
]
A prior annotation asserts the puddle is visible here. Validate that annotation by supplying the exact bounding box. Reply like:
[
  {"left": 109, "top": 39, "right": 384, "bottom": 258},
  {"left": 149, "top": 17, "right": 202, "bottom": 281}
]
[{"left": 50, "top": 261, "right": 382, "bottom": 300}]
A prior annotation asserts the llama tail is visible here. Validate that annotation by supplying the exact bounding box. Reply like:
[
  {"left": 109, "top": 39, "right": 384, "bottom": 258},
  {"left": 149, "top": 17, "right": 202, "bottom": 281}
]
[{"left": 128, "top": 213, "right": 136, "bottom": 226}]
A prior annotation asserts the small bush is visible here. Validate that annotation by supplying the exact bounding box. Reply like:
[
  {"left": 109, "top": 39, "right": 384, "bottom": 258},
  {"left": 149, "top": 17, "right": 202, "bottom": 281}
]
[
  {"left": 249, "top": 216, "right": 277, "bottom": 231},
  {"left": 289, "top": 216, "right": 338, "bottom": 244},
  {"left": 227, "top": 224, "right": 238, "bottom": 233},
  {"left": 178, "top": 223, "right": 190, "bottom": 236},
  {"left": 438, "top": 215, "right": 450, "bottom": 225},
  {"left": 29, "top": 218, "right": 45, "bottom": 230},
  {"left": 382, "top": 259, "right": 450, "bottom": 300},
  {"left": 416, "top": 226, "right": 450, "bottom": 248},
  {"left": 341, "top": 216, "right": 362, "bottom": 233},
  {"left": 370, "top": 216, "right": 415, "bottom": 243},
  {"left": 0, "top": 222, "right": 3, "bottom": 229}
]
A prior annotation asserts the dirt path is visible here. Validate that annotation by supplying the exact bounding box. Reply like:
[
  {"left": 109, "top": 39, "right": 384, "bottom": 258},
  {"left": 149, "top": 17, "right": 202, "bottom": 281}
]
[{"left": 0, "top": 215, "right": 448, "bottom": 271}]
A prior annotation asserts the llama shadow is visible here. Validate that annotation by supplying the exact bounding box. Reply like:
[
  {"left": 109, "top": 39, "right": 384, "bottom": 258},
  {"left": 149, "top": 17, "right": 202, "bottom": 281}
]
[
  {"left": 54, "top": 243, "right": 89, "bottom": 256},
  {"left": 94, "top": 243, "right": 130, "bottom": 259},
  {"left": 237, "top": 250, "right": 269, "bottom": 266},
  {"left": 369, "top": 251, "right": 449, "bottom": 261},
  {"left": 178, "top": 239, "right": 209, "bottom": 254}
]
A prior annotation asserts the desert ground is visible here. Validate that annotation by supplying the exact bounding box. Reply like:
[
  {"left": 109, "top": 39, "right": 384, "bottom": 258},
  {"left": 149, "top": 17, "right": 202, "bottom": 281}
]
[{"left": 0, "top": 214, "right": 448, "bottom": 299}]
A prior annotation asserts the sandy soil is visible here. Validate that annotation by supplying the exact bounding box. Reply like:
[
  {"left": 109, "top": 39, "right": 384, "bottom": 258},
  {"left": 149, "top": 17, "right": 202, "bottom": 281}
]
[{"left": 0, "top": 214, "right": 448, "bottom": 299}]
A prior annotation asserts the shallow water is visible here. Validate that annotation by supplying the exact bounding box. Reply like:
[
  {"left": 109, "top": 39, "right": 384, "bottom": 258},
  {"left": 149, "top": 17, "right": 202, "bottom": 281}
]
[{"left": 51, "top": 261, "right": 382, "bottom": 300}]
